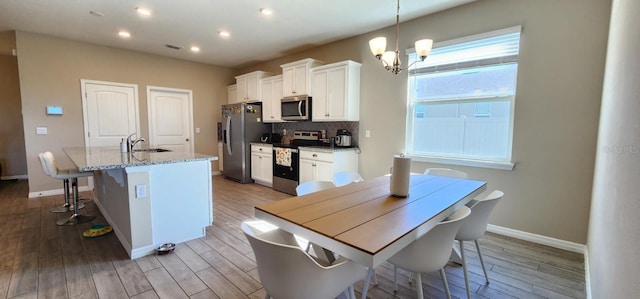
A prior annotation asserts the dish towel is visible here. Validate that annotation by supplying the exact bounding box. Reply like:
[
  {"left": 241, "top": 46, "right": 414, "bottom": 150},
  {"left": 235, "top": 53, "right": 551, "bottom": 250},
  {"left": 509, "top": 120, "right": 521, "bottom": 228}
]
[{"left": 275, "top": 148, "right": 292, "bottom": 167}]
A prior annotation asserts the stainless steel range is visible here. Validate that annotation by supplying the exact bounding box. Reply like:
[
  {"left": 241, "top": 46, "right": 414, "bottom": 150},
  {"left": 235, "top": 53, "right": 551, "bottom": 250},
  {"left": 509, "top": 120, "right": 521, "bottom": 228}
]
[{"left": 272, "top": 131, "right": 324, "bottom": 195}]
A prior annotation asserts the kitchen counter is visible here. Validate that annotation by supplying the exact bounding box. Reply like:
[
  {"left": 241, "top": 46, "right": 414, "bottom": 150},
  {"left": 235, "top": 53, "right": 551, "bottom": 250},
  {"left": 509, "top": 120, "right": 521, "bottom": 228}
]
[
  {"left": 64, "top": 146, "right": 216, "bottom": 171},
  {"left": 250, "top": 142, "right": 359, "bottom": 153},
  {"left": 298, "top": 145, "right": 359, "bottom": 153},
  {"left": 64, "top": 146, "right": 216, "bottom": 259}
]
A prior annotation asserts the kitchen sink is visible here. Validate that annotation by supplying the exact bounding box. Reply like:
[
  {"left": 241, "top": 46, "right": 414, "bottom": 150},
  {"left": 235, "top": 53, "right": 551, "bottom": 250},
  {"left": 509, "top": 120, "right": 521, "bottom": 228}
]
[{"left": 133, "top": 148, "right": 171, "bottom": 152}]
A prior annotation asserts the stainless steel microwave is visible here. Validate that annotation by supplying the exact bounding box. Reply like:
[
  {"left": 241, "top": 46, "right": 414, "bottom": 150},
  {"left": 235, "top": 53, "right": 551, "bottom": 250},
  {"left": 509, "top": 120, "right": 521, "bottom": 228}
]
[{"left": 281, "top": 96, "right": 311, "bottom": 121}]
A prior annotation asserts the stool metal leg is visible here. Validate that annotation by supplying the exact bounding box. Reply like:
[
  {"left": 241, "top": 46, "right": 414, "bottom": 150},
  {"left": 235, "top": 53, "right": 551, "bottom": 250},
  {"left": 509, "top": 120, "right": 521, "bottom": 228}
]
[
  {"left": 57, "top": 178, "right": 95, "bottom": 226},
  {"left": 50, "top": 178, "right": 85, "bottom": 213}
]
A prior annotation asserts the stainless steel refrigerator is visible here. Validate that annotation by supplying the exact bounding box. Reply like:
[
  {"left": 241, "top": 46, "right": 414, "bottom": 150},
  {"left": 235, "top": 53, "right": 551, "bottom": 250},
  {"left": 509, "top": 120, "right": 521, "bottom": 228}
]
[{"left": 221, "top": 102, "right": 270, "bottom": 183}]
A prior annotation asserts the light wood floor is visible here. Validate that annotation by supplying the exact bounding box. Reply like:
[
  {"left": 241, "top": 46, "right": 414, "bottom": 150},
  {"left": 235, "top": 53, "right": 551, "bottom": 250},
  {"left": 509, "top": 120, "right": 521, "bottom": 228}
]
[{"left": 0, "top": 177, "right": 585, "bottom": 299}]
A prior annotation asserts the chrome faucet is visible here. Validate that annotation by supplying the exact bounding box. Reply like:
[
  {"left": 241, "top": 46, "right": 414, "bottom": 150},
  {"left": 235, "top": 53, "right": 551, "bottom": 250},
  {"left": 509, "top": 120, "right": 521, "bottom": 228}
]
[{"left": 126, "top": 133, "right": 146, "bottom": 152}]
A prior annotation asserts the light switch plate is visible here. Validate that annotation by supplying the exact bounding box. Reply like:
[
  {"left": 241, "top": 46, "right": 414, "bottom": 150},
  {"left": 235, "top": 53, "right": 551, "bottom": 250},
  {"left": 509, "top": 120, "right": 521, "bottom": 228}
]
[
  {"left": 135, "top": 184, "right": 147, "bottom": 198},
  {"left": 36, "top": 127, "right": 48, "bottom": 135}
]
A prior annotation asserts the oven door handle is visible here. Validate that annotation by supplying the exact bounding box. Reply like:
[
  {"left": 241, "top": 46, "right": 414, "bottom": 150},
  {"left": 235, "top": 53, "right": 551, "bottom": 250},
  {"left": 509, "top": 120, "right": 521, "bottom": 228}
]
[{"left": 273, "top": 148, "right": 298, "bottom": 153}]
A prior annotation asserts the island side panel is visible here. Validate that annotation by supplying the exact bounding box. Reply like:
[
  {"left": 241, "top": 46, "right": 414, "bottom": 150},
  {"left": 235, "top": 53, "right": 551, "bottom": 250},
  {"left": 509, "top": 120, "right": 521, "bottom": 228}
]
[
  {"left": 125, "top": 166, "right": 154, "bottom": 252},
  {"left": 92, "top": 168, "right": 137, "bottom": 253},
  {"left": 148, "top": 160, "right": 213, "bottom": 247}
]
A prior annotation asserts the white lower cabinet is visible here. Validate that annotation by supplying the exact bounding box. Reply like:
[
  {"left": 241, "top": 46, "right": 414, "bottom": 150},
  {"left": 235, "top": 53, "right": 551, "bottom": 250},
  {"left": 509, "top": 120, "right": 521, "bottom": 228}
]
[
  {"left": 299, "top": 149, "right": 358, "bottom": 184},
  {"left": 251, "top": 144, "right": 273, "bottom": 186}
]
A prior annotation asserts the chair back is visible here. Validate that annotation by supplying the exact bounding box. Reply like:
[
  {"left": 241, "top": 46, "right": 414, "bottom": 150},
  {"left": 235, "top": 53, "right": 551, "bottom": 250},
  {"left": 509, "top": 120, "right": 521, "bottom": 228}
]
[
  {"left": 456, "top": 190, "right": 504, "bottom": 241},
  {"left": 38, "top": 151, "right": 58, "bottom": 177},
  {"left": 388, "top": 206, "right": 471, "bottom": 273},
  {"left": 424, "top": 168, "right": 468, "bottom": 179},
  {"left": 333, "top": 171, "right": 364, "bottom": 187},
  {"left": 296, "top": 181, "right": 335, "bottom": 196},
  {"left": 242, "top": 221, "right": 365, "bottom": 299}
]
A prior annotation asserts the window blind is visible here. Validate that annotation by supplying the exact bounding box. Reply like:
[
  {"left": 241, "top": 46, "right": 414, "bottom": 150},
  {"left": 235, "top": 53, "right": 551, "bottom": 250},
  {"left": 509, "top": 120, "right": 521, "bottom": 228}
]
[{"left": 409, "top": 26, "right": 521, "bottom": 74}]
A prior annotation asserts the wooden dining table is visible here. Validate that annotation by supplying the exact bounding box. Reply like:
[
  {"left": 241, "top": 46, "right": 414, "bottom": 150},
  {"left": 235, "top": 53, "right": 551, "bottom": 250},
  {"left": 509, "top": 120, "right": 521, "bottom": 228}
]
[{"left": 254, "top": 174, "right": 487, "bottom": 269}]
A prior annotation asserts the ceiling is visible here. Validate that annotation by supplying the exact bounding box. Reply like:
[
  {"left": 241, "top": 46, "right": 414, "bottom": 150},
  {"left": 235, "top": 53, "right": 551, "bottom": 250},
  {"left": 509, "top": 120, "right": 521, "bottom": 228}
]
[{"left": 0, "top": 0, "right": 476, "bottom": 68}]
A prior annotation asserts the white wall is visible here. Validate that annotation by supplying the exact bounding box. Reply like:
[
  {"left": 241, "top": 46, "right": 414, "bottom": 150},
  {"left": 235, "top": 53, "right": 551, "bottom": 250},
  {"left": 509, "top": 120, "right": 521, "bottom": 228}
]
[{"left": 587, "top": 0, "right": 640, "bottom": 296}]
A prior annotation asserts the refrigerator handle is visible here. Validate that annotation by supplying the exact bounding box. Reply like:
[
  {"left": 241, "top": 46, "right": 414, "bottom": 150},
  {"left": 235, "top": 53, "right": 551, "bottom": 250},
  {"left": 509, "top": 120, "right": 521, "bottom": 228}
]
[{"left": 225, "top": 115, "right": 232, "bottom": 155}]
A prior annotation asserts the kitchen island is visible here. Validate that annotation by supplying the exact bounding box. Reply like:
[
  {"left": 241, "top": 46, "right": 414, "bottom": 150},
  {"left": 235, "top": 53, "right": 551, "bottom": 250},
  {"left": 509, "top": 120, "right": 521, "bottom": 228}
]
[{"left": 64, "top": 147, "right": 217, "bottom": 259}]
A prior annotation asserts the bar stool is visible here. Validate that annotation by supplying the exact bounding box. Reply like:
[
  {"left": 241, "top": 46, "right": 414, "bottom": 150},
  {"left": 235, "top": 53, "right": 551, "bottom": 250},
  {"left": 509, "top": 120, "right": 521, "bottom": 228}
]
[
  {"left": 38, "top": 152, "right": 85, "bottom": 213},
  {"left": 38, "top": 152, "right": 96, "bottom": 225}
]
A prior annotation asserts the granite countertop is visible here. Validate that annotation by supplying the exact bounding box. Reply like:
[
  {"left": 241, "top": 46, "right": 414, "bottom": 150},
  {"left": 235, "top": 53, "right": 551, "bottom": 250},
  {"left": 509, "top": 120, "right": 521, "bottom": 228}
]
[
  {"left": 63, "top": 146, "right": 217, "bottom": 171},
  {"left": 250, "top": 142, "right": 358, "bottom": 153},
  {"left": 298, "top": 146, "right": 359, "bottom": 153}
]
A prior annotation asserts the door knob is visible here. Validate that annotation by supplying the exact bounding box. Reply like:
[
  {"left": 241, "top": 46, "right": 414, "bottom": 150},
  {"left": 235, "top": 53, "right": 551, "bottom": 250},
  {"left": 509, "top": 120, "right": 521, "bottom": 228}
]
[{"left": 186, "top": 138, "right": 190, "bottom": 142}]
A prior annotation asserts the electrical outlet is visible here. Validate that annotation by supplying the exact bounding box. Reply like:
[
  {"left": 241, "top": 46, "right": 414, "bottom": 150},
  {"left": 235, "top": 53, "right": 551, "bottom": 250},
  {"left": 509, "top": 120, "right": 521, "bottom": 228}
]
[{"left": 135, "top": 184, "right": 146, "bottom": 198}]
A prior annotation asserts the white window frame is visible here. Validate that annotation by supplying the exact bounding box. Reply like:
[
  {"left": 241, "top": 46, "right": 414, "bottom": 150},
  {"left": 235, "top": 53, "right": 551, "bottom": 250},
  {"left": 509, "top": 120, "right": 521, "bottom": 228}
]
[{"left": 405, "top": 26, "right": 521, "bottom": 170}]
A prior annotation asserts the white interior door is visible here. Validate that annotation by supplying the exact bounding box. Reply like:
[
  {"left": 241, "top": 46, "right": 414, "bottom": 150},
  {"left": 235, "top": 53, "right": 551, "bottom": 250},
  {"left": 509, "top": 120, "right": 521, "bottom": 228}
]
[
  {"left": 147, "top": 86, "right": 194, "bottom": 153},
  {"left": 81, "top": 80, "right": 139, "bottom": 147}
]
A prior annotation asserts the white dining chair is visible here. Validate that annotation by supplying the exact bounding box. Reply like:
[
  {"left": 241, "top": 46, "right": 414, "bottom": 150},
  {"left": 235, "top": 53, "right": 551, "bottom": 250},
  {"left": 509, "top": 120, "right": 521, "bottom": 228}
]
[
  {"left": 38, "top": 151, "right": 96, "bottom": 225},
  {"left": 387, "top": 206, "right": 471, "bottom": 299},
  {"left": 332, "top": 171, "right": 364, "bottom": 187},
  {"left": 295, "top": 180, "right": 338, "bottom": 262},
  {"left": 242, "top": 220, "right": 366, "bottom": 299},
  {"left": 295, "top": 180, "right": 336, "bottom": 196},
  {"left": 424, "top": 167, "right": 468, "bottom": 179},
  {"left": 456, "top": 190, "right": 504, "bottom": 299}
]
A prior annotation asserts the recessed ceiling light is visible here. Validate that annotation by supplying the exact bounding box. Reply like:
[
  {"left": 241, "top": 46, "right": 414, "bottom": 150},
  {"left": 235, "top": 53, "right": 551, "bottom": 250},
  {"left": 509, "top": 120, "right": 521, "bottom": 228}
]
[
  {"left": 260, "top": 8, "right": 273, "bottom": 15},
  {"left": 219, "top": 31, "right": 231, "bottom": 38},
  {"left": 118, "top": 31, "right": 131, "bottom": 38},
  {"left": 89, "top": 11, "right": 104, "bottom": 17},
  {"left": 190, "top": 46, "right": 200, "bottom": 53},
  {"left": 135, "top": 7, "right": 152, "bottom": 16}
]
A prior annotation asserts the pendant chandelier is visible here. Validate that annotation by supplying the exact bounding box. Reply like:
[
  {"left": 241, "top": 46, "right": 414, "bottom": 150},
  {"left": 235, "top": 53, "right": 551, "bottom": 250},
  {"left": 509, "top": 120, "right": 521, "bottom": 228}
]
[{"left": 369, "top": 0, "right": 433, "bottom": 74}]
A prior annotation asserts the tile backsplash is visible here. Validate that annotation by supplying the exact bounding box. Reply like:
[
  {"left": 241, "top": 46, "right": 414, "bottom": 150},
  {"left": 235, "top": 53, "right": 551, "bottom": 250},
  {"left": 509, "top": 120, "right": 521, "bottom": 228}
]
[{"left": 273, "top": 121, "right": 359, "bottom": 146}]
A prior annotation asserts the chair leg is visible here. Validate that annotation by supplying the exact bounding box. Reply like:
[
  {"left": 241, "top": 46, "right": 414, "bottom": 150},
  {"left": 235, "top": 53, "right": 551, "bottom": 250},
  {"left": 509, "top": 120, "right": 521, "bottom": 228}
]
[
  {"left": 415, "top": 272, "right": 424, "bottom": 299},
  {"left": 475, "top": 240, "right": 490, "bottom": 284},
  {"left": 439, "top": 268, "right": 452, "bottom": 299},
  {"left": 50, "top": 178, "right": 85, "bottom": 213},
  {"left": 393, "top": 265, "right": 398, "bottom": 292},
  {"left": 57, "top": 178, "right": 95, "bottom": 226},
  {"left": 460, "top": 240, "right": 471, "bottom": 299}
]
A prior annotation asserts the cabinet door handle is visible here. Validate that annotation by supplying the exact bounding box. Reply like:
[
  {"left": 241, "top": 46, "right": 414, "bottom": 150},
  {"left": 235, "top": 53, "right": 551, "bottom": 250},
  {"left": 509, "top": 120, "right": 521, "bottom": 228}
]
[
  {"left": 312, "top": 154, "right": 317, "bottom": 157},
  {"left": 259, "top": 148, "right": 262, "bottom": 151}
]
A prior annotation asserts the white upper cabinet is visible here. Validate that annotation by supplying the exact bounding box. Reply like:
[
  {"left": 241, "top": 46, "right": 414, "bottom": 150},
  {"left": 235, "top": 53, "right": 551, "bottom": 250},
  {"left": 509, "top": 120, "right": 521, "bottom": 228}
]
[
  {"left": 227, "top": 84, "right": 238, "bottom": 104},
  {"left": 280, "top": 58, "right": 324, "bottom": 97},
  {"left": 260, "top": 75, "right": 284, "bottom": 123},
  {"left": 311, "top": 60, "right": 361, "bottom": 122},
  {"left": 235, "top": 71, "right": 272, "bottom": 102}
]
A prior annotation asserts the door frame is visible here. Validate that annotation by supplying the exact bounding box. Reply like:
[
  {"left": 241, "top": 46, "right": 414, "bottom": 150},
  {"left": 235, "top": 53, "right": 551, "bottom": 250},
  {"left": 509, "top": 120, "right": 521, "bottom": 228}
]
[
  {"left": 146, "top": 86, "right": 194, "bottom": 153},
  {"left": 80, "top": 79, "right": 140, "bottom": 147}
]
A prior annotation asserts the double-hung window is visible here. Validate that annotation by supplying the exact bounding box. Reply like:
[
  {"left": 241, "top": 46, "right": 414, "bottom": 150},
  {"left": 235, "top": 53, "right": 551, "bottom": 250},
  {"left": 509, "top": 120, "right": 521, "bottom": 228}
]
[{"left": 405, "top": 26, "right": 521, "bottom": 170}]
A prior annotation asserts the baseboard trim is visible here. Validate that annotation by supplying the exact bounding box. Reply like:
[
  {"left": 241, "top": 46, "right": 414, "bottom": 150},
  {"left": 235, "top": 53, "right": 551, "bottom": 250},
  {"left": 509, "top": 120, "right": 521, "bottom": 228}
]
[
  {"left": 584, "top": 247, "right": 592, "bottom": 299},
  {"left": 28, "top": 186, "right": 93, "bottom": 198},
  {"left": 212, "top": 171, "right": 222, "bottom": 176},
  {"left": 1, "top": 174, "right": 28, "bottom": 180},
  {"left": 487, "top": 224, "right": 586, "bottom": 254}
]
